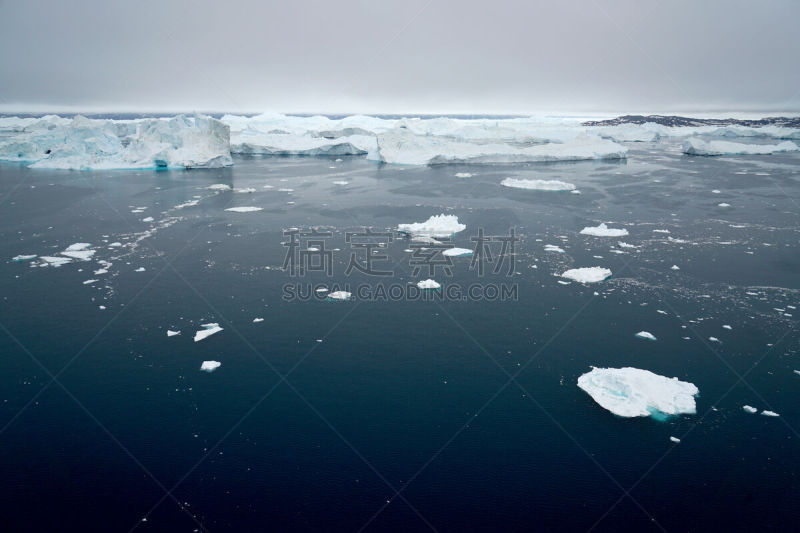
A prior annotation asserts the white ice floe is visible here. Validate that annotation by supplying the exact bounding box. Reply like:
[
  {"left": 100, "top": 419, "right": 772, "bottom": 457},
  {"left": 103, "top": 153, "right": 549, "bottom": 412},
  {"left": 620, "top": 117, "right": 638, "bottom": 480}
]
[
  {"left": 580, "top": 223, "right": 629, "bottom": 237},
  {"left": 670, "top": 436, "right": 681, "bottom": 443},
  {"left": 561, "top": 267, "right": 612, "bottom": 283},
  {"left": 635, "top": 331, "right": 657, "bottom": 341},
  {"left": 167, "top": 330, "right": 181, "bottom": 337},
  {"left": 332, "top": 180, "right": 349, "bottom": 185},
  {"left": 454, "top": 172, "right": 473, "bottom": 178},
  {"left": 709, "top": 337, "right": 720, "bottom": 343},
  {"left": 11, "top": 254, "right": 37, "bottom": 262},
  {"left": 235, "top": 187, "right": 256, "bottom": 193},
  {"left": 617, "top": 242, "right": 636, "bottom": 249},
  {"left": 0, "top": 114, "right": 232, "bottom": 169},
  {"left": 207, "top": 183, "right": 232, "bottom": 191},
  {"left": 717, "top": 203, "right": 731, "bottom": 207},
  {"left": 793, "top": 370, "right": 800, "bottom": 376},
  {"left": 142, "top": 216, "right": 154, "bottom": 222},
  {"left": 500, "top": 178, "right": 576, "bottom": 191},
  {"left": 577, "top": 367, "right": 699, "bottom": 419},
  {"left": 39, "top": 256, "right": 72, "bottom": 267},
  {"left": 200, "top": 360, "right": 221, "bottom": 372},
  {"left": 417, "top": 279, "right": 441, "bottom": 290},
  {"left": 253, "top": 318, "right": 264, "bottom": 323},
  {"left": 670, "top": 265, "right": 681, "bottom": 270},
  {"left": 742, "top": 405, "right": 757, "bottom": 414},
  {"left": 722, "top": 325, "right": 732, "bottom": 330},
  {"left": 682, "top": 138, "right": 799, "bottom": 156},
  {"left": 544, "top": 244, "right": 565, "bottom": 253},
  {"left": 194, "top": 323, "right": 223, "bottom": 342},
  {"left": 134, "top": 267, "right": 146, "bottom": 272},
  {"left": 225, "top": 206, "right": 263, "bottom": 213},
  {"left": 442, "top": 247, "right": 473, "bottom": 257},
  {"left": 398, "top": 214, "right": 466, "bottom": 238},
  {"left": 761, "top": 410, "right": 780, "bottom": 417},
  {"left": 82, "top": 279, "right": 98, "bottom": 285},
  {"left": 327, "top": 291, "right": 352, "bottom": 301}
]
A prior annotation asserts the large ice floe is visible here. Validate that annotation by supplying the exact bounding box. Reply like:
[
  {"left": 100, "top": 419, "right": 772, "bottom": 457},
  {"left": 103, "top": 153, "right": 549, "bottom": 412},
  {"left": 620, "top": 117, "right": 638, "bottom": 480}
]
[
  {"left": 500, "top": 178, "right": 576, "bottom": 191},
  {"left": 682, "top": 138, "right": 799, "bottom": 156},
  {"left": 578, "top": 367, "right": 699, "bottom": 419},
  {"left": 561, "top": 267, "right": 612, "bottom": 283},
  {"left": 580, "top": 223, "right": 629, "bottom": 237},
  {"left": 397, "top": 214, "right": 466, "bottom": 238},
  {"left": 0, "top": 114, "right": 232, "bottom": 169}
]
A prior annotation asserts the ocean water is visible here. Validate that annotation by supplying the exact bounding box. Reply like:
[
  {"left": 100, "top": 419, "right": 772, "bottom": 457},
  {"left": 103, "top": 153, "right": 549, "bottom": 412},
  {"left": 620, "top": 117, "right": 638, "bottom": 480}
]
[{"left": 0, "top": 146, "right": 798, "bottom": 532}]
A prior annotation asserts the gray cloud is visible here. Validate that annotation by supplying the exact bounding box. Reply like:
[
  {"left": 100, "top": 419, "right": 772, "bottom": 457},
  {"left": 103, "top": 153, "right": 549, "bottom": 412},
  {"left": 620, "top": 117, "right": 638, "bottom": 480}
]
[{"left": 1, "top": 0, "right": 798, "bottom": 114}]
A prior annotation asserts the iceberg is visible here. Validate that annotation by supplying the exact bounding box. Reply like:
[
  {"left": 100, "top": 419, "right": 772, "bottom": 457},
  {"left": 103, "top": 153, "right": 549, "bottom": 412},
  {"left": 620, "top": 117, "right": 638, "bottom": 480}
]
[
  {"left": 231, "top": 132, "right": 376, "bottom": 157},
  {"left": 194, "top": 323, "right": 223, "bottom": 342},
  {"left": 500, "top": 178, "right": 576, "bottom": 191},
  {"left": 761, "top": 410, "right": 780, "bottom": 417},
  {"left": 253, "top": 318, "right": 264, "bottom": 323},
  {"left": 373, "top": 130, "right": 627, "bottom": 165},
  {"left": 225, "top": 207, "right": 263, "bottom": 213},
  {"left": 682, "top": 138, "right": 799, "bottom": 156},
  {"left": 200, "top": 361, "right": 221, "bottom": 373},
  {"left": 670, "top": 436, "right": 681, "bottom": 443},
  {"left": 442, "top": 247, "right": 473, "bottom": 257},
  {"left": 398, "top": 214, "right": 466, "bottom": 238},
  {"left": 167, "top": 330, "right": 181, "bottom": 337},
  {"left": 0, "top": 114, "right": 232, "bottom": 169},
  {"left": 561, "top": 267, "right": 612, "bottom": 283},
  {"left": 742, "top": 405, "right": 757, "bottom": 414},
  {"left": 577, "top": 367, "right": 699, "bottom": 419},
  {"left": 417, "top": 279, "right": 441, "bottom": 290},
  {"left": 580, "top": 223, "right": 629, "bottom": 237},
  {"left": 635, "top": 331, "right": 657, "bottom": 341},
  {"left": 11, "top": 254, "right": 37, "bottom": 262}
]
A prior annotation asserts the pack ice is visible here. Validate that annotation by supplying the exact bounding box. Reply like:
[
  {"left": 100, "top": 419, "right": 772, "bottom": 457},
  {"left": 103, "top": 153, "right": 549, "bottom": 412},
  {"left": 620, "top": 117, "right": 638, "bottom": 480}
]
[
  {"left": 578, "top": 367, "right": 699, "bottom": 419},
  {"left": 0, "top": 114, "right": 232, "bottom": 169}
]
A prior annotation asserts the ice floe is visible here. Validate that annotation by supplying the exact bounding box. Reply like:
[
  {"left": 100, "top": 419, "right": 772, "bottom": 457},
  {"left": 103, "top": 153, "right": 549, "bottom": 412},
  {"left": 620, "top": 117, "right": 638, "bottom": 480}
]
[
  {"left": 682, "top": 138, "right": 799, "bottom": 156},
  {"left": 194, "top": 323, "right": 223, "bottom": 342},
  {"left": 253, "top": 318, "right": 264, "bottom": 323},
  {"left": 11, "top": 254, "right": 37, "bottom": 262},
  {"left": 200, "top": 361, "right": 221, "bottom": 372},
  {"left": 580, "top": 223, "right": 629, "bottom": 237},
  {"left": 670, "top": 436, "right": 681, "bottom": 443},
  {"left": 561, "top": 267, "right": 612, "bottom": 283},
  {"left": 544, "top": 244, "right": 565, "bottom": 253},
  {"left": 761, "top": 410, "right": 780, "bottom": 417},
  {"left": 742, "top": 405, "right": 757, "bottom": 414},
  {"left": 398, "top": 214, "right": 466, "bottom": 238},
  {"left": 167, "top": 330, "right": 181, "bottom": 337},
  {"left": 417, "top": 279, "right": 441, "bottom": 290},
  {"left": 454, "top": 172, "right": 473, "bottom": 178},
  {"left": 327, "top": 291, "right": 352, "bottom": 301},
  {"left": 500, "top": 178, "right": 576, "bottom": 191},
  {"left": 225, "top": 206, "right": 263, "bottom": 213},
  {"left": 635, "top": 331, "right": 657, "bottom": 341},
  {"left": 442, "top": 247, "right": 473, "bottom": 257},
  {"left": 577, "top": 367, "right": 699, "bottom": 419}
]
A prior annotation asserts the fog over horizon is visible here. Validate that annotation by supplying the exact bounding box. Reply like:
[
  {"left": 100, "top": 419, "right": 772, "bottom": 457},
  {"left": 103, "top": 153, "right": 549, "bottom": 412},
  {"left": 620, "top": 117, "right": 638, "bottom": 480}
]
[{"left": 1, "top": 0, "right": 799, "bottom": 116}]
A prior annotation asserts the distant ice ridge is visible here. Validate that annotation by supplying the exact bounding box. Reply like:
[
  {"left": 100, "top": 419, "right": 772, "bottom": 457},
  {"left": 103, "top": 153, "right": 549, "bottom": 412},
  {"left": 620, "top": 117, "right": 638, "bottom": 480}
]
[
  {"left": 398, "top": 214, "right": 466, "bottom": 238},
  {"left": 501, "top": 178, "right": 576, "bottom": 191},
  {"left": 0, "top": 114, "right": 232, "bottom": 169},
  {"left": 682, "top": 138, "right": 799, "bottom": 156},
  {"left": 578, "top": 367, "right": 699, "bottom": 419},
  {"left": 372, "top": 130, "right": 627, "bottom": 165}
]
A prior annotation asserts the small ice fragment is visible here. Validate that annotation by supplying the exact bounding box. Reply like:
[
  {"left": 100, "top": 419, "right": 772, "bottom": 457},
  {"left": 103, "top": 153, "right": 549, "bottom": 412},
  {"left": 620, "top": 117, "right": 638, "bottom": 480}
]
[
  {"left": 253, "top": 318, "right": 264, "bottom": 323},
  {"left": 635, "top": 331, "right": 657, "bottom": 341},
  {"left": 454, "top": 172, "right": 473, "bottom": 178},
  {"left": 200, "top": 361, "right": 221, "bottom": 372},
  {"left": 742, "top": 405, "right": 757, "bottom": 414},
  {"left": 327, "top": 291, "right": 352, "bottom": 301},
  {"left": 670, "top": 436, "right": 681, "bottom": 443},
  {"left": 617, "top": 242, "right": 636, "bottom": 249},
  {"left": 670, "top": 265, "right": 680, "bottom": 270},
  {"left": 83, "top": 279, "right": 98, "bottom": 285},
  {"left": 712, "top": 189, "right": 721, "bottom": 194},
  {"left": 194, "top": 323, "right": 223, "bottom": 342},
  {"left": 167, "top": 330, "right": 181, "bottom": 337},
  {"left": 561, "top": 267, "right": 611, "bottom": 283},
  {"left": 142, "top": 217, "right": 154, "bottom": 222},
  {"left": 417, "top": 279, "right": 441, "bottom": 290},
  {"left": 443, "top": 247, "right": 473, "bottom": 257},
  {"left": 94, "top": 268, "right": 108, "bottom": 275},
  {"left": 333, "top": 180, "right": 349, "bottom": 185},
  {"left": 761, "top": 410, "right": 780, "bottom": 417},
  {"left": 235, "top": 187, "right": 256, "bottom": 193},
  {"left": 225, "top": 206, "right": 263, "bottom": 212},
  {"left": 11, "top": 254, "right": 37, "bottom": 262},
  {"left": 709, "top": 337, "right": 720, "bottom": 343},
  {"left": 398, "top": 215, "right": 466, "bottom": 238},
  {"left": 315, "top": 287, "right": 329, "bottom": 293},
  {"left": 98, "top": 305, "right": 106, "bottom": 310},
  {"left": 718, "top": 203, "right": 731, "bottom": 207},
  {"left": 134, "top": 267, "right": 146, "bottom": 272},
  {"left": 207, "top": 184, "right": 231, "bottom": 191},
  {"left": 580, "top": 223, "right": 628, "bottom": 237},
  {"left": 722, "top": 325, "right": 732, "bottom": 330},
  {"left": 501, "top": 178, "right": 576, "bottom": 191},
  {"left": 544, "top": 244, "right": 565, "bottom": 253},
  {"left": 793, "top": 370, "right": 800, "bottom": 376}
]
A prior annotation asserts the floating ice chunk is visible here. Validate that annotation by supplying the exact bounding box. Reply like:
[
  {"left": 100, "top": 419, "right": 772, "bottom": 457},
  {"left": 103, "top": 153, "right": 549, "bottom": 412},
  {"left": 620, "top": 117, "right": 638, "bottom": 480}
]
[
  {"left": 761, "top": 410, "right": 780, "bottom": 417},
  {"left": 235, "top": 187, "right": 256, "bottom": 193},
  {"left": 253, "top": 318, "right": 264, "bottom": 323},
  {"left": 670, "top": 436, "right": 681, "bottom": 443},
  {"left": 635, "top": 331, "right": 657, "bottom": 341},
  {"left": 94, "top": 268, "right": 108, "bottom": 275},
  {"left": 40, "top": 256, "right": 73, "bottom": 267},
  {"left": 443, "top": 247, "right": 473, "bottom": 257},
  {"left": 174, "top": 199, "right": 199, "bottom": 209},
  {"left": 454, "top": 172, "right": 473, "bottom": 178},
  {"left": 709, "top": 337, "right": 720, "bottom": 343},
  {"left": 682, "top": 138, "right": 799, "bottom": 156},
  {"left": 134, "top": 267, "right": 146, "bottom": 272},
  {"left": 277, "top": 188, "right": 294, "bottom": 192},
  {"left": 743, "top": 405, "right": 757, "bottom": 414},
  {"left": 142, "top": 216, "right": 154, "bottom": 222},
  {"left": 717, "top": 203, "right": 731, "bottom": 207},
  {"left": 225, "top": 206, "right": 263, "bottom": 212},
  {"left": 712, "top": 189, "right": 721, "bottom": 194},
  {"left": 207, "top": 184, "right": 232, "bottom": 191},
  {"left": 327, "top": 291, "right": 352, "bottom": 301},
  {"left": 65, "top": 243, "right": 91, "bottom": 251},
  {"left": 12, "top": 254, "right": 37, "bottom": 262},
  {"left": 398, "top": 214, "right": 466, "bottom": 238},
  {"left": 315, "top": 287, "right": 329, "bottom": 293},
  {"left": 98, "top": 305, "right": 106, "bottom": 310},
  {"left": 194, "top": 323, "right": 223, "bottom": 342},
  {"left": 617, "top": 242, "right": 636, "bottom": 249},
  {"left": 82, "top": 279, "right": 98, "bottom": 285},
  {"left": 793, "top": 370, "right": 800, "bottom": 376},
  {"left": 561, "top": 267, "right": 612, "bottom": 283},
  {"left": 167, "top": 330, "right": 181, "bottom": 337},
  {"left": 500, "top": 178, "right": 576, "bottom": 191},
  {"left": 332, "top": 180, "right": 349, "bottom": 185},
  {"left": 670, "top": 265, "right": 680, "bottom": 270},
  {"left": 577, "top": 367, "right": 699, "bottom": 419},
  {"left": 544, "top": 244, "right": 565, "bottom": 253},
  {"left": 61, "top": 249, "right": 95, "bottom": 261},
  {"left": 722, "top": 325, "right": 732, "bottom": 330},
  {"left": 200, "top": 360, "right": 221, "bottom": 372},
  {"left": 417, "top": 279, "right": 441, "bottom": 290},
  {"left": 580, "top": 223, "right": 629, "bottom": 237}
]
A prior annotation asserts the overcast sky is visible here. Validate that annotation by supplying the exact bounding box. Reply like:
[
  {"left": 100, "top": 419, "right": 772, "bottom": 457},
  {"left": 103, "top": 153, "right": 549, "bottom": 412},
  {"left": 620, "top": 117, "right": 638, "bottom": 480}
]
[{"left": 1, "top": 0, "right": 798, "bottom": 115}]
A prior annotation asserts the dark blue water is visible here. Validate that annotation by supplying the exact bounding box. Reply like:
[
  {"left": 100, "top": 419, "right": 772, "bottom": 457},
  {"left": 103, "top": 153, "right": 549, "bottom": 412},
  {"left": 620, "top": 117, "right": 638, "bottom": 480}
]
[{"left": 0, "top": 146, "right": 798, "bottom": 532}]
